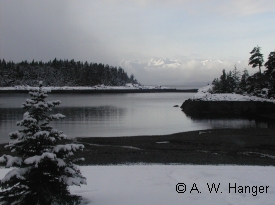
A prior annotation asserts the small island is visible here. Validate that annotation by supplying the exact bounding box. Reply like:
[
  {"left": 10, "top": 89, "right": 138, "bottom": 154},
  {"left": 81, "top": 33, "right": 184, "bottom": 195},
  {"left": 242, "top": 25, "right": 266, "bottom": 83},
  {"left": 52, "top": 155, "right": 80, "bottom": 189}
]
[
  {"left": 181, "top": 85, "right": 275, "bottom": 119},
  {"left": 181, "top": 47, "right": 275, "bottom": 120}
]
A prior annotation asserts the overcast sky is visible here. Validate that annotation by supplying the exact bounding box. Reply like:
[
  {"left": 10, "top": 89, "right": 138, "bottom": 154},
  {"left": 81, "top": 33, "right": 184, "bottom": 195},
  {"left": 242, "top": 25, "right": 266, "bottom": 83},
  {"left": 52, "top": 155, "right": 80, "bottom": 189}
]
[{"left": 1, "top": 0, "right": 274, "bottom": 85}]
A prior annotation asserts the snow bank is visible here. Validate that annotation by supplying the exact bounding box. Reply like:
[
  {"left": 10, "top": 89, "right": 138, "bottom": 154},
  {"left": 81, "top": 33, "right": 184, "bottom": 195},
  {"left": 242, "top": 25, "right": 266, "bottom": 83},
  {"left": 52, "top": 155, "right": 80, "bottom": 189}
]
[
  {"left": 1, "top": 84, "right": 171, "bottom": 91},
  {"left": 193, "top": 85, "right": 275, "bottom": 103}
]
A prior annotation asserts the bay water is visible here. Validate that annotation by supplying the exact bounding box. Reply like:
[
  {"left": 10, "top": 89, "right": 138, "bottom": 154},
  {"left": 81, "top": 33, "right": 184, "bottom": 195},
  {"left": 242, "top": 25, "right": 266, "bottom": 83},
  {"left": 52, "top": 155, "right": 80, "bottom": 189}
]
[{"left": 0, "top": 92, "right": 271, "bottom": 143}]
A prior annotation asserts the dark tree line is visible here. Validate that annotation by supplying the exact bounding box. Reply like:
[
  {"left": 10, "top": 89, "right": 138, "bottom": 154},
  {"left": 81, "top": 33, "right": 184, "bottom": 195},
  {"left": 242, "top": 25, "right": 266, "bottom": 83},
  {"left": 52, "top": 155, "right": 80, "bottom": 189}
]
[
  {"left": 212, "top": 46, "right": 275, "bottom": 99},
  {"left": 0, "top": 58, "right": 138, "bottom": 87}
]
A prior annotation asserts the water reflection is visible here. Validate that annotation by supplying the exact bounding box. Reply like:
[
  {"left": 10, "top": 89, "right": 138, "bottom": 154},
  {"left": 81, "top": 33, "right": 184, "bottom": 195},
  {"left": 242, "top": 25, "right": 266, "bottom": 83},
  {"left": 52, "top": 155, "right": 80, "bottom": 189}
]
[
  {"left": 0, "top": 108, "right": 24, "bottom": 121},
  {"left": 190, "top": 116, "right": 275, "bottom": 129},
  {"left": 53, "top": 106, "right": 126, "bottom": 122},
  {"left": 0, "top": 106, "right": 126, "bottom": 143},
  {"left": 0, "top": 106, "right": 126, "bottom": 122}
]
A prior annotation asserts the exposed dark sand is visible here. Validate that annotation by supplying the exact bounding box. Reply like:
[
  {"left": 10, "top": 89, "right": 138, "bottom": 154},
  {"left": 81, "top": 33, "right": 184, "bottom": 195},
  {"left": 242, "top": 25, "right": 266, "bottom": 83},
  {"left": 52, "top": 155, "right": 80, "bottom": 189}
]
[
  {"left": 1, "top": 128, "right": 275, "bottom": 166},
  {"left": 72, "top": 128, "right": 275, "bottom": 166}
]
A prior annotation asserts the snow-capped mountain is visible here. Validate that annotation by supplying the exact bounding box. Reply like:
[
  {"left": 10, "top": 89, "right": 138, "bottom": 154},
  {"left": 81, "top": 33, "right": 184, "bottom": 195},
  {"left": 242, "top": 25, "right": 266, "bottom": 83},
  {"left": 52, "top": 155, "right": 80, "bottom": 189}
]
[
  {"left": 121, "top": 58, "right": 185, "bottom": 69},
  {"left": 121, "top": 58, "right": 228, "bottom": 69},
  {"left": 200, "top": 59, "right": 224, "bottom": 65},
  {"left": 147, "top": 58, "right": 183, "bottom": 68}
]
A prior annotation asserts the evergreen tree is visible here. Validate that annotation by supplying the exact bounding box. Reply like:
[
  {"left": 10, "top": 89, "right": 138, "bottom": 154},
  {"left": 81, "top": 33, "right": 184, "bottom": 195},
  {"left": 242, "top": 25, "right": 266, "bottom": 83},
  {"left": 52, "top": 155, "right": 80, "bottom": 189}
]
[
  {"left": 264, "top": 50, "right": 275, "bottom": 97},
  {"left": 226, "top": 71, "right": 232, "bottom": 92},
  {"left": 264, "top": 50, "right": 275, "bottom": 76},
  {"left": 267, "top": 77, "right": 275, "bottom": 98},
  {"left": 231, "top": 65, "right": 241, "bottom": 93},
  {"left": 211, "top": 78, "right": 220, "bottom": 93},
  {"left": 232, "top": 65, "right": 240, "bottom": 85},
  {"left": 219, "top": 69, "right": 228, "bottom": 93},
  {"left": 239, "top": 69, "right": 249, "bottom": 92},
  {"left": 248, "top": 45, "right": 264, "bottom": 74},
  {"left": 129, "top": 74, "right": 138, "bottom": 84},
  {"left": 212, "top": 68, "right": 242, "bottom": 93},
  {"left": 0, "top": 82, "right": 86, "bottom": 205}
]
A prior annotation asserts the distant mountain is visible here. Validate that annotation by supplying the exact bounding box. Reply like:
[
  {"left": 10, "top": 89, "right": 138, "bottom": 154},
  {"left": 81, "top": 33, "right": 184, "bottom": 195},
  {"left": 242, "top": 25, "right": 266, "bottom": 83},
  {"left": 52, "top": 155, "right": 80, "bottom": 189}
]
[
  {"left": 200, "top": 59, "right": 224, "bottom": 65},
  {"left": 147, "top": 58, "right": 183, "bottom": 68},
  {"left": 121, "top": 58, "right": 230, "bottom": 69}
]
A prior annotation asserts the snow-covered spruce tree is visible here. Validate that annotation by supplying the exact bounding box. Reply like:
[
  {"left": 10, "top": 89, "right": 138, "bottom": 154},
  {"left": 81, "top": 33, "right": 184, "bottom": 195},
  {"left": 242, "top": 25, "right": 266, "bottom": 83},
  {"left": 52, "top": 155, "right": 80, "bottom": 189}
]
[{"left": 0, "top": 82, "right": 86, "bottom": 205}]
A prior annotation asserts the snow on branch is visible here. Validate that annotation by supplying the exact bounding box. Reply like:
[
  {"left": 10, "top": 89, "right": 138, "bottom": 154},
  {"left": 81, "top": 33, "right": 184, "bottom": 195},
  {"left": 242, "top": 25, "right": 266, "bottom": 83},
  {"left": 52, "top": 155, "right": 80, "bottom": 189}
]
[
  {"left": 33, "top": 131, "right": 50, "bottom": 138},
  {"left": 72, "top": 158, "right": 85, "bottom": 163},
  {"left": 16, "top": 112, "right": 37, "bottom": 127},
  {"left": 33, "top": 101, "right": 49, "bottom": 109},
  {"left": 47, "top": 129, "right": 66, "bottom": 140},
  {"left": 47, "top": 100, "right": 61, "bottom": 107},
  {"left": 24, "top": 152, "right": 56, "bottom": 167},
  {"left": 59, "top": 175, "right": 87, "bottom": 186},
  {"left": 64, "top": 167, "right": 76, "bottom": 175},
  {"left": 1, "top": 167, "right": 30, "bottom": 183},
  {"left": 29, "top": 91, "right": 47, "bottom": 98},
  {"left": 56, "top": 158, "right": 66, "bottom": 167},
  {"left": 9, "top": 131, "right": 24, "bottom": 140},
  {"left": 25, "top": 99, "right": 35, "bottom": 104},
  {"left": 0, "top": 155, "right": 22, "bottom": 168},
  {"left": 53, "top": 144, "right": 84, "bottom": 154},
  {"left": 23, "top": 112, "right": 30, "bottom": 119},
  {"left": 5, "top": 138, "right": 25, "bottom": 150},
  {"left": 49, "top": 113, "right": 66, "bottom": 120}
]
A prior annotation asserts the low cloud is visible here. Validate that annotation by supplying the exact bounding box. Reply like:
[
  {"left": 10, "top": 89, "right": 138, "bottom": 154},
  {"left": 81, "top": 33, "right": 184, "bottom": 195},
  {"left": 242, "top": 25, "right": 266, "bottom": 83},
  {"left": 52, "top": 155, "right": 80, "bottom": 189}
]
[{"left": 121, "top": 58, "right": 257, "bottom": 85}]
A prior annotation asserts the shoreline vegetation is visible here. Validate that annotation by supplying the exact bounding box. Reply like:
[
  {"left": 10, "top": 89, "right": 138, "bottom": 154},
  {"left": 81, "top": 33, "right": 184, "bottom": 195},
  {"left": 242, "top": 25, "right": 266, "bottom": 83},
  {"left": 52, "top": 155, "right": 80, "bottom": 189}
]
[
  {"left": 0, "top": 59, "right": 140, "bottom": 87},
  {"left": 1, "top": 128, "right": 273, "bottom": 166}
]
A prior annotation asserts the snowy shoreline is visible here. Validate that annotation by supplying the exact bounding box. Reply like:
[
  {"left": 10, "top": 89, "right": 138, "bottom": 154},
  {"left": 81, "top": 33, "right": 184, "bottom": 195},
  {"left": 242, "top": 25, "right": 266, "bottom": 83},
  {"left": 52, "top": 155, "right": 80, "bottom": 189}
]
[
  {"left": 192, "top": 85, "right": 275, "bottom": 103},
  {"left": 0, "top": 84, "right": 198, "bottom": 93}
]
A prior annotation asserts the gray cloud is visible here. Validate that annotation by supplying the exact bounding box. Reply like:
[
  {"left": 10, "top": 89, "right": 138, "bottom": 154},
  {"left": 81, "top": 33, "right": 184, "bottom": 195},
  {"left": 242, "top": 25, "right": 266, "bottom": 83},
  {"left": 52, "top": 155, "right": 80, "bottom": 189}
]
[
  {"left": 0, "top": 1, "right": 120, "bottom": 64},
  {"left": 0, "top": 0, "right": 274, "bottom": 85}
]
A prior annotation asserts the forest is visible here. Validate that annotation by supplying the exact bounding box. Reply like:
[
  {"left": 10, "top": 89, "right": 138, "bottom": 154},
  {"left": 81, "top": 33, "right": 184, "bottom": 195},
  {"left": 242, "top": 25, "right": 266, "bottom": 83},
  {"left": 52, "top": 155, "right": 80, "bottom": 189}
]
[
  {"left": 0, "top": 58, "right": 138, "bottom": 87},
  {"left": 211, "top": 46, "right": 275, "bottom": 99}
]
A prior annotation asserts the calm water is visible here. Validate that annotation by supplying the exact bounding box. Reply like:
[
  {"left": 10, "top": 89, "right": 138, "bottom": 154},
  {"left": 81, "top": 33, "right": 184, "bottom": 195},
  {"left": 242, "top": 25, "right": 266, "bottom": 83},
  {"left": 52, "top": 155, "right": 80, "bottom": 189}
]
[{"left": 0, "top": 93, "right": 272, "bottom": 143}]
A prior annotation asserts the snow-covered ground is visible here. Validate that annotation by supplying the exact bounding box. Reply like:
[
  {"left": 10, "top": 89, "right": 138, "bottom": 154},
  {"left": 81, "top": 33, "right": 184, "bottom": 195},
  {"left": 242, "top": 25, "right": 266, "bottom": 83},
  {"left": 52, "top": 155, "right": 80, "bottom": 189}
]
[
  {"left": 193, "top": 85, "right": 275, "bottom": 103},
  {"left": 71, "top": 165, "right": 274, "bottom": 205},
  {"left": 0, "top": 84, "right": 171, "bottom": 91},
  {"left": 1, "top": 165, "right": 271, "bottom": 205}
]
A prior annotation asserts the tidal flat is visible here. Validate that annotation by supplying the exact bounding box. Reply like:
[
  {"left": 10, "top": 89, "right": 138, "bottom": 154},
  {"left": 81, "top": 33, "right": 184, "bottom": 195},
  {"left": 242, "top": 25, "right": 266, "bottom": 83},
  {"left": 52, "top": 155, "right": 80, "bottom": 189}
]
[{"left": 61, "top": 128, "right": 275, "bottom": 166}]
